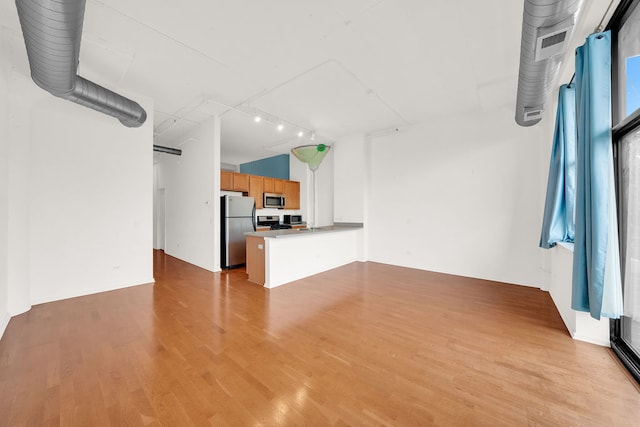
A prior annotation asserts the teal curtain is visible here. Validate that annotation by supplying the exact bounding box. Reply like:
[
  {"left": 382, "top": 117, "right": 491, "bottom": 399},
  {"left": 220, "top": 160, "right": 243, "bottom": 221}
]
[
  {"left": 540, "top": 84, "right": 576, "bottom": 249},
  {"left": 571, "top": 31, "right": 623, "bottom": 320}
]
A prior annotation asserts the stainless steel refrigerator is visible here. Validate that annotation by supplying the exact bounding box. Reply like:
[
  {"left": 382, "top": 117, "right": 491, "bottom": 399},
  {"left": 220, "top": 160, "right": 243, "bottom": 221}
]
[{"left": 221, "top": 195, "right": 256, "bottom": 269}]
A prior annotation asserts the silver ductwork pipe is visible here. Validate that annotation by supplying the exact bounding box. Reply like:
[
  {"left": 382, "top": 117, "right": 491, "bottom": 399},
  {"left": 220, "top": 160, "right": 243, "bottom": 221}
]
[
  {"left": 515, "top": 0, "right": 584, "bottom": 127},
  {"left": 15, "top": 0, "right": 147, "bottom": 128}
]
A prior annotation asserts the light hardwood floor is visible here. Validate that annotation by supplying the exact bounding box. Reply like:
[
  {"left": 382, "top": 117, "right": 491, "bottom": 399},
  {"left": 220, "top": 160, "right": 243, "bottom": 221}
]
[{"left": 1, "top": 250, "right": 639, "bottom": 426}]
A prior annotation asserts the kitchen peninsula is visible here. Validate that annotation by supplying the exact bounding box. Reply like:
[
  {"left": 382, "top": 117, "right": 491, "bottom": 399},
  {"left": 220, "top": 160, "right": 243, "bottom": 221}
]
[{"left": 245, "top": 224, "right": 364, "bottom": 288}]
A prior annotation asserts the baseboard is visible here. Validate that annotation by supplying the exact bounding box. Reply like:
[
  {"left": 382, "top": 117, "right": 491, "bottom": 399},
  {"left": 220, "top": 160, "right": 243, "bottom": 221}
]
[
  {"left": 571, "top": 331, "right": 611, "bottom": 347},
  {"left": 0, "top": 311, "right": 10, "bottom": 341},
  {"left": 547, "top": 292, "right": 610, "bottom": 347},
  {"left": 30, "top": 277, "right": 156, "bottom": 306}
]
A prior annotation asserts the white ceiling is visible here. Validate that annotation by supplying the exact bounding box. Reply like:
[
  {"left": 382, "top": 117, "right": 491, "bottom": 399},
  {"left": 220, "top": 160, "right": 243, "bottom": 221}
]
[{"left": 2, "top": 0, "right": 526, "bottom": 164}]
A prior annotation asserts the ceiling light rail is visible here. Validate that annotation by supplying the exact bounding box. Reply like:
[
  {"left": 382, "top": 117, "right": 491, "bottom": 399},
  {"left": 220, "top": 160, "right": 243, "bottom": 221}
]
[
  {"left": 203, "top": 98, "right": 327, "bottom": 143},
  {"left": 152, "top": 95, "right": 332, "bottom": 146}
]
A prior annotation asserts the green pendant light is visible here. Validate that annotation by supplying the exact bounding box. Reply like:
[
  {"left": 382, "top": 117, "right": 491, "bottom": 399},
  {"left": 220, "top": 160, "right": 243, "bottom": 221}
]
[
  {"left": 291, "top": 143, "right": 331, "bottom": 230},
  {"left": 291, "top": 144, "right": 331, "bottom": 171}
]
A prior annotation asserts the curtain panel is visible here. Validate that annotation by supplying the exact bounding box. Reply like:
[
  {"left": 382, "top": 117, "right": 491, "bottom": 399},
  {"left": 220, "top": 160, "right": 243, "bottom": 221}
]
[
  {"left": 540, "top": 84, "right": 577, "bottom": 249},
  {"left": 571, "top": 31, "right": 624, "bottom": 320}
]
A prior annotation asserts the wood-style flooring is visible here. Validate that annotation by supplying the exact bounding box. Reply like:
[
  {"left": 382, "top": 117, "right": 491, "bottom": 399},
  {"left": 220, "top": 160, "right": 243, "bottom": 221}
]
[{"left": 1, "top": 250, "right": 639, "bottom": 426}]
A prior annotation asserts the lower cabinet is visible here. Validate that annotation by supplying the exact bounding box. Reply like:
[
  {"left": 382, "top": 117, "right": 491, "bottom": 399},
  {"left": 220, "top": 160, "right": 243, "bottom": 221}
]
[{"left": 246, "top": 235, "right": 265, "bottom": 285}]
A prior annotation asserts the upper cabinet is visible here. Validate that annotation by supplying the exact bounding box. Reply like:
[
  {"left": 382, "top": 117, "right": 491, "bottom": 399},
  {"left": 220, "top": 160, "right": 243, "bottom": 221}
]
[
  {"left": 284, "top": 180, "right": 300, "bottom": 210},
  {"left": 274, "top": 179, "right": 284, "bottom": 194},
  {"left": 261, "top": 176, "right": 285, "bottom": 194},
  {"left": 221, "top": 171, "right": 250, "bottom": 192},
  {"left": 263, "top": 177, "right": 275, "bottom": 193},
  {"left": 233, "top": 173, "right": 250, "bottom": 192},
  {"left": 249, "top": 175, "right": 264, "bottom": 209},
  {"left": 220, "top": 171, "right": 233, "bottom": 190},
  {"left": 221, "top": 171, "right": 299, "bottom": 210}
]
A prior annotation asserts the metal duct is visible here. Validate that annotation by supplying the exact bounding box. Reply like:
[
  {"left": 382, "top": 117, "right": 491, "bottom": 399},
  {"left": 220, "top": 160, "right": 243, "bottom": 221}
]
[
  {"left": 515, "top": 0, "right": 584, "bottom": 127},
  {"left": 15, "top": 0, "right": 147, "bottom": 128}
]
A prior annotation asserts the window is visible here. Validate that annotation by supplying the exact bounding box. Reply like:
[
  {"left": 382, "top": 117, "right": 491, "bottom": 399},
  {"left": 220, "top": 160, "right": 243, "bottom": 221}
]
[
  {"left": 624, "top": 55, "right": 640, "bottom": 116},
  {"left": 611, "top": 0, "right": 640, "bottom": 383}
]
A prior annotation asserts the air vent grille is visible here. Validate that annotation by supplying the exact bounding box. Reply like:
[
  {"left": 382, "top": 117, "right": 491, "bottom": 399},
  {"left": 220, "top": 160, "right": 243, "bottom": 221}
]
[
  {"left": 524, "top": 106, "right": 544, "bottom": 122},
  {"left": 542, "top": 31, "right": 567, "bottom": 49},
  {"left": 534, "top": 16, "right": 575, "bottom": 62}
]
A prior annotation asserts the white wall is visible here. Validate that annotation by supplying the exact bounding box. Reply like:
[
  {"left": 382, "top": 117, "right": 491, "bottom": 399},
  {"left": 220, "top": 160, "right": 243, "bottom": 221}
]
[
  {"left": 543, "top": 244, "right": 610, "bottom": 345},
  {"left": 290, "top": 155, "right": 308, "bottom": 221},
  {"left": 316, "top": 149, "right": 334, "bottom": 227},
  {"left": 6, "top": 72, "right": 154, "bottom": 306},
  {"left": 157, "top": 117, "right": 220, "bottom": 272},
  {"left": 0, "top": 31, "right": 9, "bottom": 337},
  {"left": 367, "top": 109, "right": 545, "bottom": 287},
  {"left": 334, "top": 134, "right": 366, "bottom": 223}
]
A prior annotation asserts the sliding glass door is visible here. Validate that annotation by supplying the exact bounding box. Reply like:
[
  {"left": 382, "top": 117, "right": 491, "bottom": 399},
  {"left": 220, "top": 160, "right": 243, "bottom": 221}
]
[{"left": 611, "top": 0, "right": 640, "bottom": 382}]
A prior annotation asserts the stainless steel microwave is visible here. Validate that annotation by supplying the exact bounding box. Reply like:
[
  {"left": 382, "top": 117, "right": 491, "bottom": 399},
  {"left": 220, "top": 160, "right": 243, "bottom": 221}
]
[
  {"left": 283, "top": 215, "right": 302, "bottom": 224},
  {"left": 263, "top": 193, "right": 285, "bottom": 209}
]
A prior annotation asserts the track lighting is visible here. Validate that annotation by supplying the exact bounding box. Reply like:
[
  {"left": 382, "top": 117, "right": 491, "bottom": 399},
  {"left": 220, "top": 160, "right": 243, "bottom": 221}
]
[{"left": 246, "top": 105, "right": 323, "bottom": 143}]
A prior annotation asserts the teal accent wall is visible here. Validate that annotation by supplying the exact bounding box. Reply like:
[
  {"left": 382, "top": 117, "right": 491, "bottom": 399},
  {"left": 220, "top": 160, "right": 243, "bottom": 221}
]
[{"left": 240, "top": 154, "right": 290, "bottom": 179}]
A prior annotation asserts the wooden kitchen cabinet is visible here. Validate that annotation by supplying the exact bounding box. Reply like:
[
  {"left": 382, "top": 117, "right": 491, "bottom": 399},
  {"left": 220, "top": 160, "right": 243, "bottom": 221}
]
[
  {"left": 264, "top": 177, "right": 284, "bottom": 194},
  {"left": 249, "top": 175, "right": 264, "bottom": 208},
  {"left": 274, "top": 179, "right": 284, "bottom": 194},
  {"left": 220, "top": 171, "right": 234, "bottom": 190},
  {"left": 263, "top": 177, "right": 275, "bottom": 193},
  {"left": 220, "top": 171, "right": 250, "bottom": 192},
  {"left": 246, "top": 235, "right": 265, "bottom": 285},
  {"left": 220, "top": 172, "right": 299, "bottom": 210},
  {"left": 233, "top": 173, "right": 250, "bottom": 192},
  {"left": 284, "top": 180, "right": 300, "bottom": 209}
]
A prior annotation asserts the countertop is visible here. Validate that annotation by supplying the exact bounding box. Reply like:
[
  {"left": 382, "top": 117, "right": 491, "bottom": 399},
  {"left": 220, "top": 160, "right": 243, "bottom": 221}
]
[{"left": 246, "top": 223, "right": 363, "bottom": 239}]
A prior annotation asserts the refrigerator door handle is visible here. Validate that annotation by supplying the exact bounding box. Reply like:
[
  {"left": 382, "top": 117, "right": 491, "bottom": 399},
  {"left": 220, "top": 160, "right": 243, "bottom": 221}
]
[{"left": 252, "top": 202, "right": 256, "bottom": 231}]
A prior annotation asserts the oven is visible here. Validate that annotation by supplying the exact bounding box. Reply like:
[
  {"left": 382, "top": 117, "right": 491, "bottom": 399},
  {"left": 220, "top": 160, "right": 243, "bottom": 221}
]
[{"left": 256, "top": 215, "right": 291, "bottom": 230}]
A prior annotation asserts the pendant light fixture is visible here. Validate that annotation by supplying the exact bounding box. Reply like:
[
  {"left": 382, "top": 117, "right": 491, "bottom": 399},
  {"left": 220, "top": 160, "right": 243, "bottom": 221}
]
[
  {"left": 291, "top": 143, "right": 330, "bottom": 169},
  {"left": 291, "top": 144, "right": 331, "bottom": 230}
]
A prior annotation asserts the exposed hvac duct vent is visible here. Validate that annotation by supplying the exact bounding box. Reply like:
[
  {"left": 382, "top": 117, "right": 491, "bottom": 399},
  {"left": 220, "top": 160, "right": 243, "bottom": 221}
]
[
  {"left": 515, "top": 0, "right": 584, "bottom": 127},
  {"left": 535, "top": 16, "right": 575, "bottom": 61},
  {"left": 524, "top": 106, "right": 544, "bottom": 122},
  {"left": 153, "top": 145, "right": 182, "bottom": 156},
  {"left": 15, "top": 0, "right": 147, "bottom": 128}
]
